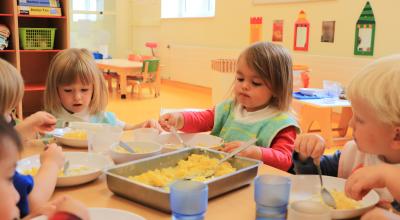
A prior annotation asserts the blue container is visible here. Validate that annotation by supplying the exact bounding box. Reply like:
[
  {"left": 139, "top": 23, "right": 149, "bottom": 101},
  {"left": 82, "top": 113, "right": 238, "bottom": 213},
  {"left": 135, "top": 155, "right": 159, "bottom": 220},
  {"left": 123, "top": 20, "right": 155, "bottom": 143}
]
[{"left": 92, "top": 52, "right": 103, "bottom": 60}]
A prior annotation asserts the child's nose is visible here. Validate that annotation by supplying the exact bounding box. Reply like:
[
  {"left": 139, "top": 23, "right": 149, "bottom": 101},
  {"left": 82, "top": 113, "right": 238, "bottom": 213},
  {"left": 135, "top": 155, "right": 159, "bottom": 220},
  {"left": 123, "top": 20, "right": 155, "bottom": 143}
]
[
  {"left": 73, "top": 92, "right": 82, "bottom": 100},
  {"left": 242, "top": 81, "right": 250, "bottom": 90}
]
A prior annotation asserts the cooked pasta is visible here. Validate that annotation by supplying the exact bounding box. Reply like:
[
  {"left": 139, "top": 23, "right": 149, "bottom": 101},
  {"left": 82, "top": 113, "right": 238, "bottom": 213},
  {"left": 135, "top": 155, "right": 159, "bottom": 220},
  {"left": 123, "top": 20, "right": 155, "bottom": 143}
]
[{"left": 63, "top": 130, "right": 87, "bottom": 140}]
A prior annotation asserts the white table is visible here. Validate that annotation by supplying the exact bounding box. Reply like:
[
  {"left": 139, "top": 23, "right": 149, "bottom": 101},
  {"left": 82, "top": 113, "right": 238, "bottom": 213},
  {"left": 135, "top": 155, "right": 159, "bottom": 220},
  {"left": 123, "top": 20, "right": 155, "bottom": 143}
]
[
  {"left": 96, "top": 59, "right": 143, "bottom": 99},
  {"left": 293, "top": 98, "right": 353, "bottom": 148}
]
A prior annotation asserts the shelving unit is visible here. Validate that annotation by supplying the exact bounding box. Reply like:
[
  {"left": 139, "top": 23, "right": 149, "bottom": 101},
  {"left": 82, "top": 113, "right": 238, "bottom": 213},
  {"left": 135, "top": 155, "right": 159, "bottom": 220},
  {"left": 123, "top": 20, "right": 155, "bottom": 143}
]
[{"left": 0, "top": 0, "right": 69, "bottom": 117}]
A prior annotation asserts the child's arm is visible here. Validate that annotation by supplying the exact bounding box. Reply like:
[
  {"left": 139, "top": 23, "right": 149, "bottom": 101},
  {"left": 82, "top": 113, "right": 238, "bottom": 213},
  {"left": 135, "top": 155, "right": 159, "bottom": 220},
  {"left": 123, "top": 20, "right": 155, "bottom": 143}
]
[
  {"left": 123, "top": 119, "right": 162, "bottom": 131},
  {"left": 28, "top": 144, "right": 64, "bottom": 212},
  {"left": 159, "top": 109, "right": 214, "bottom": 132},
  {"left": 221, "top": 126, "right": 295, "bottom": 171},
  {"left": 345, "top": 164, "right": 400, "bottom": 201},
  {"left": 15, "top": 111, "right": 56, "bottom": 140}
]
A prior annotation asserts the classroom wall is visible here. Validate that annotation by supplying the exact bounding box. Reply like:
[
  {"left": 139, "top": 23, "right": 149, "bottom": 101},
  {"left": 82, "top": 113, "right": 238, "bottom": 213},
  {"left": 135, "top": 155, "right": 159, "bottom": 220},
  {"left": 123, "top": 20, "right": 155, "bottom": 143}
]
[{"left": 131, "top": 0, "right": 400, "bottom": 102}]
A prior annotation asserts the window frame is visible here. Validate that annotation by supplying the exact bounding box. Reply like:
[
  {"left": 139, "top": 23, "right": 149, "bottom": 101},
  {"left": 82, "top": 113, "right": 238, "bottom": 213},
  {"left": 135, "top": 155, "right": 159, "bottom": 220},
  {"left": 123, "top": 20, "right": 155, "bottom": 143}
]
[{"left": 161, "top": 0, "right": 215, "bottom": 19}]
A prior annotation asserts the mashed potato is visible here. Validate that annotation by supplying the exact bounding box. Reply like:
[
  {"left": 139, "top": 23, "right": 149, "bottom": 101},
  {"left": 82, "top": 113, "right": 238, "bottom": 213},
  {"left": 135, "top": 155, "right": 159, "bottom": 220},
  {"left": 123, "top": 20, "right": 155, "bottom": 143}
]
[
  {"left": 23, "top": 165, "right": 91, "bottom": 177},
  {"left": 63, "top": 130, "right": 87, "bottom": 140},
  {"left": 129, "top": 154, "right": 236, "bottom": 189},
  {"left": 329, "top": 189, "right": 360, "bottom": 210}
]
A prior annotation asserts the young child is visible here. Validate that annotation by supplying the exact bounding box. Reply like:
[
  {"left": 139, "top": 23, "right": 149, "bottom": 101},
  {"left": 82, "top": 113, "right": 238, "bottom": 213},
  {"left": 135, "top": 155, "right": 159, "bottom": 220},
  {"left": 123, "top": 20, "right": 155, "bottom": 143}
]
[
  {"left": 0, "top": 117, "right": 88, "bottom": 220},
  {"left": 44, "top": 48, "right": 157, "bottom": 130},
  {"left": 293, "top": 54, "right": 400, "bottom": 204},
  {"left": 158, "top": 42, "right": 299, "bottom": 171},
  {"left": 0, "top": 58, "right": 65, "bottom": 218}
]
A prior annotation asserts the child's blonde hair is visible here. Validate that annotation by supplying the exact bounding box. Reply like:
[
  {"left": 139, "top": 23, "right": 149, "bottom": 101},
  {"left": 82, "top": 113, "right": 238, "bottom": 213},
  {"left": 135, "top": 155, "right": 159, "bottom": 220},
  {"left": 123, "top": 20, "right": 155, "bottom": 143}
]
[
  {"left": 239, "top": 42, "right": 293, "bottom": 111},
  {"left": 44, "top": 48, "right": 108, "bottom": 115},
  {"left": 0, "top": 58, "right": 24, "bottom": 115},
  {"left": 347, "top": 54, "right": 400, "bottom": 126}
]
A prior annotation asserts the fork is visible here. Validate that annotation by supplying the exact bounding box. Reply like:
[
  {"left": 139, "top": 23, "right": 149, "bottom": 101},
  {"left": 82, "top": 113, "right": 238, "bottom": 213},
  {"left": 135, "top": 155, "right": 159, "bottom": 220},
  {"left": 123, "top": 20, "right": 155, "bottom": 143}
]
[{"left": 170, "top": 127, "right": 189, "bottom": 148}]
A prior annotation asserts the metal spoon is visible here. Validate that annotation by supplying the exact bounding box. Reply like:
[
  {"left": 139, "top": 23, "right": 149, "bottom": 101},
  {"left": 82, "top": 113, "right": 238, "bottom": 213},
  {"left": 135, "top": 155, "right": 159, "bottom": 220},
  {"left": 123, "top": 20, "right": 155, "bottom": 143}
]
[
  {"left": 170, "top": 127, "right": 189, "bottom": 148},
  {"left": 315, "top": 162, "right": 337, "bottom": 209},
  {"left": 185, "top": 138, "right": 258, "bottom": 180},
  {"left": 63, "top": 160, "right": 70, "bottom": 176},
  {"left": 119, "top": 141, "right": 135, "bottom": 153}
]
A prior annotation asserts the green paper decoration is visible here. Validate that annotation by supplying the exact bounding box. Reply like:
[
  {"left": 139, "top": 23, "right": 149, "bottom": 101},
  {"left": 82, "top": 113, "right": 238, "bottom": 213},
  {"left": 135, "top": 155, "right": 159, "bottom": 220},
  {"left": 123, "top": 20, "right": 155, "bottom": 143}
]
[{"left": 354, "top": 1, "right": 375, "bottom": 56}]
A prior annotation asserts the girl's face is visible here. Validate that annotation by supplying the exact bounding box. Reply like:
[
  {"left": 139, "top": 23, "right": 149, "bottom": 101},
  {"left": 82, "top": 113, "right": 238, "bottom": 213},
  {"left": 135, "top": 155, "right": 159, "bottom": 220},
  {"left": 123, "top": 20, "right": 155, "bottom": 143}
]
[
  {"left": 234, "top": 56, "right": 273, "bottom": 112},
  {"left": 0, "top": 138, "right": 20, "bottom": 220},
  {"left": 57, "top": 80, "right": 93, "bottom": 114},
  {"left": 349, "top": 98, "right": 396, "bottom": 159}
]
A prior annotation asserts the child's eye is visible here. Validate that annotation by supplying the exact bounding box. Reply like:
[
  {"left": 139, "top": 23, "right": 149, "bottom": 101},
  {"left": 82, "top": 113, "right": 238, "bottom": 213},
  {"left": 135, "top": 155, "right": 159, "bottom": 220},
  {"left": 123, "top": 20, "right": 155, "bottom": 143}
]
[
  {"left": 63, "top": 89, "right": 72, "bottom": 92},
  {"left": 252, "top": 81, "right": 263, "bottom": 86},
  {"left": 81, "top": 88, "right": 89, "bottom": 92},
  {"left": 236, "top": 77, "right": 244, "bottom": 82}
]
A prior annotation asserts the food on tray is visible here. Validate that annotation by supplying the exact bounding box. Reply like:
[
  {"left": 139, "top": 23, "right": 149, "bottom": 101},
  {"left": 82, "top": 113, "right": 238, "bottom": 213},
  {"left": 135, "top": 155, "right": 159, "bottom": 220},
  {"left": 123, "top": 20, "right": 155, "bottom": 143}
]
[
  {"left": 63, "top": 130, "right": 87, "bottom": 140},
  {"left": 23, "top": 165, "right": 91, "bottom": 177},
  {"left": 129, "top": 154, "right": 236, "bottom": 188},
  {"left": 113, "top": 145, "right": 152, "bottom": 154}
]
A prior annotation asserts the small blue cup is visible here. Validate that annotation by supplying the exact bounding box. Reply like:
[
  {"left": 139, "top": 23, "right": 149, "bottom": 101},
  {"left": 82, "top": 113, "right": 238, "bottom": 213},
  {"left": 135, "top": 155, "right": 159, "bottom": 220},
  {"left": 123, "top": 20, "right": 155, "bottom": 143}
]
[
  {"left": 254, "top": 175, "right": 291, "bottom": 220},
  {"left": 170, "top": 180, "right": 208, "bottom": 220}
]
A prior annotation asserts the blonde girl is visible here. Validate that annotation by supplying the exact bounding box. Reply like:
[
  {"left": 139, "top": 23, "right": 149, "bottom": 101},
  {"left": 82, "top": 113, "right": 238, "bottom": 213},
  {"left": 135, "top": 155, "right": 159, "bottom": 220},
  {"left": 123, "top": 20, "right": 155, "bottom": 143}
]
[
  {"left": 44, "top": 48, "right": 154, "bottom": 130},
  {"left": 0, "top": 58, "right": 64, "bottom": 218},
  {"left": 158, "top": 42, "right": 299, "bottom": 171}
]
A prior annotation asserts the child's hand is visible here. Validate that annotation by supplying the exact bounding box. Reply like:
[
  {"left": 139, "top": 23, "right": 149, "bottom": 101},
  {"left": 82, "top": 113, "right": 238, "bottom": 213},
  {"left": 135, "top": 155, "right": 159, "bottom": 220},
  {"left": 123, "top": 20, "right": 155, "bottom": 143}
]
[
  {"left": 50, "top": 195, "right": 89, "bottom": 220},
  {"left": 26, "top": 195, "right": 89, "bottom": 220},
  {"left": 345, "top": 164, "right": 389, "bottom": 201},
  {"left": 25, "top": 111, "right": 57, "bottom": 134},
  {"left": 158, "top": 112, "right": 184, "bottom": 131},
  {"left": 40, "top": 143, "right": 65, "bottom": 169},
  {"left": 142, "top": 119, "right": 163, "bottom": 131},
  {"left": 294, "top": 134, "right": 325, "bottom": 163},
  {"left": 221, "top": 141, "right": 262, "bottom": 160},
  {"left": 361, "top": 207, "right": 400, "bottom": 220}
]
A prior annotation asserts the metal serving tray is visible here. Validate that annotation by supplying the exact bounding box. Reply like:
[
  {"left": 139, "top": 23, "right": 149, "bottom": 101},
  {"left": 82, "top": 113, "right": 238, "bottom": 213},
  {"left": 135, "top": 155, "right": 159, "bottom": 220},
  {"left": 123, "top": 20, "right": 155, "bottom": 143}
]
[{"left": 105, "top": 147, "right": 261, "bottom": 212}]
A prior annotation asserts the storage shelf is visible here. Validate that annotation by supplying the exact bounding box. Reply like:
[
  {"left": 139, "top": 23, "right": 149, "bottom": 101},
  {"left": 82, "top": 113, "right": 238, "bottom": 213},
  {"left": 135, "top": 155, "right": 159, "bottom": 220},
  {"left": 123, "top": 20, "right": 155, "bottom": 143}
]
[
  {"left": 25, "top": 84, "right": 46, "bottom": 92},
  {"left": 18, "top": 15, "right": 67, "bottom": 19},
  {"left": 20, "top": 49, "right": 62, "bottom": 53}
]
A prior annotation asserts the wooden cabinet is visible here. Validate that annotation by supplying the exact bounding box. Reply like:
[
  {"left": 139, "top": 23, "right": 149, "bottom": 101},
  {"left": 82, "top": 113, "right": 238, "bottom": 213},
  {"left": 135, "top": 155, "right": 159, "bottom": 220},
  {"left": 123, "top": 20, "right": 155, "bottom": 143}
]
[{"left": 0, "top": 0, "right": 69, "bottom": 117}]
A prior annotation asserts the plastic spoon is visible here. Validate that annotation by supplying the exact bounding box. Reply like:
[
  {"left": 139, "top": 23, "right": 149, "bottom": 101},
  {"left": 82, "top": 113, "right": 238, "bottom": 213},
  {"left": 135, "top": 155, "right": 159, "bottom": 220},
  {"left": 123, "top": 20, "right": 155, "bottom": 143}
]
[
  {"left": 63, "top": 160, "right": 70, "bottom": 176},
  {"left": 119, "top": 141, "right": 135, "bottom": 153},
  {"left": 170, "top": 127, "right": 189, "bottom": 148},
  {"left": 315, "top": 162, "right": 337, "bottom": 209}
]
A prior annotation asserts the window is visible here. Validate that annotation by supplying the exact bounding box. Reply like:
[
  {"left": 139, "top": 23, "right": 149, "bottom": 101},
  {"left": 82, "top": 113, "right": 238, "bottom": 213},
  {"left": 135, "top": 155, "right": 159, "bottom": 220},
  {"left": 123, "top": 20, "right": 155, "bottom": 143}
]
[
  {"left": 161, "top": 0, "right": 215, "bottom": 18},
  {"left": 72, "top": 0, "right": 104, "bottom": 22}
]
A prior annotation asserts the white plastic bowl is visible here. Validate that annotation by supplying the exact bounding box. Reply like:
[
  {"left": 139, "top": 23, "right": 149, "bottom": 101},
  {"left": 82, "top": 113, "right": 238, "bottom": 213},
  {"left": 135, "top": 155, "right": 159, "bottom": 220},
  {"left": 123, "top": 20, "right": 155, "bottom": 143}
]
[
  {"left": 109, "top": 141, "right": 162, "bottom": 164},
  {"left": 290, "top": 175, "right": 379, "bottom": 219},
  {"left": 52, "top": 127, "right": 88, "bottom": 148},
  {"left": 131, "top": 128, "right": 160, "bottom": 141},
  {"left": 17, "top": 152, "right": 113, "bottom": 187},
  {"left": 156, "top": 133, "right": 223, "bottom": 153}
]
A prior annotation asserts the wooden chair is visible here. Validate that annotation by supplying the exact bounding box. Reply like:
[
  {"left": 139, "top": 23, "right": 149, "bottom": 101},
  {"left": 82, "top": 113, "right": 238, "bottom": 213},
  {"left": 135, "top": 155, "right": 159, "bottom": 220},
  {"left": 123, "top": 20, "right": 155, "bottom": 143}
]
[{"left": 128, "top": 59, "right": 160, "bottom": 98}]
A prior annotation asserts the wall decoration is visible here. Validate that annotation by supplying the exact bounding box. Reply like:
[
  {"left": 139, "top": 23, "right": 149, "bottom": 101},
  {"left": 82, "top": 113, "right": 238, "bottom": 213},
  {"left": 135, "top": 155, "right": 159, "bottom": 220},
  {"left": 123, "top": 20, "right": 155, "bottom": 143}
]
[
  {"left": 250, "top": 17, "right": 263, "bottom": 44},
  {"left": 354, "top": 1, "right": 375, "bottom": 56},
  {"left": 321, "top": 21, "right": 335, "bottom": 43},
  {"left": 272, "top": 20, "right": 283, "bottom": 42},
  {"left": 293, "top": 10, "right": 310, "bottom": 51}
]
